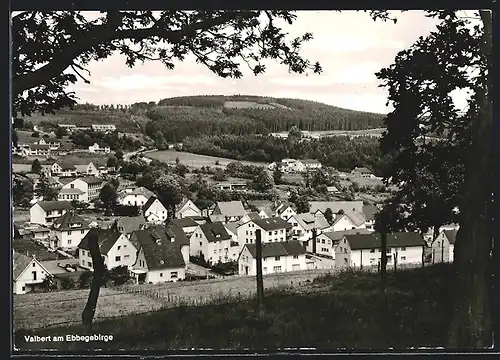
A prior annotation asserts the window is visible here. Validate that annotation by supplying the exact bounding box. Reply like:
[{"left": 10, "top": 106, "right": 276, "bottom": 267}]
[
  {"left": 370, "top": 249, "right": 375, "bottom": 253},
  {"left": 117, "top": 246, "right": 121, "bottom": 250},
  {"left": 317, "top": 239, "right": 320, "bottom": 243},
  {"left": 32, "top": 263, "right": 36, "bottom": 267},
  {"left": 171, "top": 271, "right": 178, "bottom": 279},
  {"left": 268, "top": 231, "right": 272, "bottom": 236},
  {"left": 82, "top": 259, "right": 85, "bottom": 265},
  {"left": 344, "top": 248, "right": 347, "bottom": 254},
  {"left": 70, "top": 184, "right": 74, "bottom": 188},
  {"left": 124, "top": 255, "right": 130, "bottom": 259},
  {"left": 274, "top": 231, "right": 278, "bottom": 235},
  {"left": 273, "top": 266, "right": 282, "bottom": 272},
  {"left": 401, "top": 256, "right": 406, "bottom": 260},
  {"left": 81, "top": 230, "right": 85, "bottom": 234},
  {"left": 32, "top": 271, "right": 37, "bottom": 280},
  {"left": 246, "top": 231, "right": 249, "bottom": 235},
  {"left": 280, "top": 230, "right": 284, "bottom": 234},
  {"left": 68, "top": 239, "right": 72, "bottom": 245},
  {"left": 401, "top": 247, "right": 406, "bottom": 251},
  {"left": 275, "top": 256, "right": 280, "bottom": 261},
  {"left": 386, "top": 248, "right": 392, "bottom": 254},
  {"left": 67, "top": 231, "right": 72, "bottom": 235},
  {"left": 124, "top": 244, "right": 127, "bottom": 248},
  {"left": 88, "top": 261, "right": 92, "bottom": 267},
  {"left": 293, "top": 255, "right": 299, "bottom": 259},
  {"left": 160, "top": 273, "right": 163, "bottom": 277},
  {"left": 115, "top": 256, "right": 121, "bottom": 262},
  {"left": 200, "top": 242, "right": 202, "bottom": 246},
  {"left": 321, "top": 239, "right": 325, "bottom": 244},
  {"left": 280, "top": 237, "right": 283, "bottom": 241},
  {"left": 22, "top": 286, "right": 25, "bottom": 292}
]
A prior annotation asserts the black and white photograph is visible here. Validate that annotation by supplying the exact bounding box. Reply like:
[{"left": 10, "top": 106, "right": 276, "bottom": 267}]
[{"left": 10, "top": 8, "right": 494, "bottom": 353}]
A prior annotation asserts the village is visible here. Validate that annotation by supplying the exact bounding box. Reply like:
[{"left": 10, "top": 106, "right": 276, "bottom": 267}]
[{"left": 12, "top": 123, "right": 459, "bottom": 297}]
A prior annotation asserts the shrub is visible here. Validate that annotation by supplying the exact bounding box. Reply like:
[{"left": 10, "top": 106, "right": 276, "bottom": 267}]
[{"left": 78, "top": 271, "right": 93, "bottom": 289}]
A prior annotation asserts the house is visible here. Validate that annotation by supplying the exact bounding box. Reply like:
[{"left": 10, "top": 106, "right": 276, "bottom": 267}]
[
  {"left": 240, "top": 211, "right": 262, "bottom": 224},
  {"left": 57, "top": 187, "right": 86, "bottom": 202},
  {"left": 280, "top": 158, "right": 304, "bottom": 173},
  {"left": 118, "top": 186, "right": 155, "bottom": 207},
  {"left": 351, "top": 167, "right": 374, "bottom": 178},
  {"left": 432, "top": 229, "right": 457, "bottom": 263},
  {"left": 130, "top": 230, "right": 186, "bottom": 284},
  {"left": 50, "top": 211, "right": 90, "bottom": 250},
  {"left": 189, "top": 222, "right": 238, "bottom": 265},
  {"left": 88, "top": 143, "right": 111, "bottom": 154},
  {"left": 330, "top": 210, "right": 367, "bottom": 232},
  {"left": 37, "top": 138, "right": 61, "bottom": 150},
  {"left": 74, "top": 162, "right": 100, "bottom": 177},
  {"left": 236, "top": 217, "right": 292, "bottom": 250},
  {"left": 59, "top": 176, "right": 104, "bottom": 203},
  {"left": 287, "top": 213, "right": 331, "bottom": 247},
  {"left": 210, "top": 201, "right": 247, "bottom": 223},
  {"left": 13, "top": 251, "right": 51, "bottom": 294},
  {"left": 57, "top": 163, "right": 78, "bottom": 177},
  {"left": 141, "top": 223, "right": 191, "bottom": 265},
  {"left": 185, "top": 216, "right": 207, "bottom": 225},
  {"left": 309, "top": 201, "right": 364, "bottom": 218},
  {"left": 316, "top": 229, "right": 372, "bottom": 258},
  {"left": 169, "top": 217, "right": 199, "bottom": 237},
  {"left": 335, "top": 232, "right": 424, "bottom": 269},
  {"left": 362, "top": 205, "right": 378, "bottom": 231},
  {"left": 272, "top": 202, "right": 297, "bottom": 220},
  {"left": 215, "top": 181, "right": 248, "bottom": 192},
  {"left": 29, "top": 144, "right": 52, "bottom": 156},
  {"left": 224, "top": 222, "right": 240, "bottom": 246},
  {"left": 78, "top": 229, "right": 137, "bottom": 271},
  {"left": 143, "top": 196, "right": 168, "bottom": 223},
  {"left": 326, "top": 185, "right": 340, "bottom": 194},
  {"left": 300, "top": 159, "right": 322, "bottom": 171},
  {"left": 175, "top": 198, "right": 202, "bottom": 219},
  {"left": 29, "top": 227, "right": 51, "bottom": 242},
  {"left": 91, "top": 124, "right": 116, "bottom": 132},
  {"left": 114, "top": 216, "right": 147, "bottom": 236},
  {"left": 238, "top": 240, "right": 306, "bottom": 276},
  {"left": 30, "top": 201, "right": 73, "bottom": 225}
]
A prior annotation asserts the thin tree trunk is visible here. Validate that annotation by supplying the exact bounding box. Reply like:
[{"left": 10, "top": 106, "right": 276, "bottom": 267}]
[
  {"left": 81, "top": 228, "right": 105, "bottom": 333},
  {"left": 380, "top": 232, "right": 388, "bottom": 291},
  {"left": 446, "top": 10, "right": 493, "bottom": 348},
  {"left": 255, "top": 229, "right": 264, "bottom": 313}
]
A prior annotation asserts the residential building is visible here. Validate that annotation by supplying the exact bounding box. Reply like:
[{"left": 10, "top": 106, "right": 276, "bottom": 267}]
[
  {"left": 91, "top": 124, "right": 117, "bottom": 132},
  {"left": 238, "top": 240, "right": 306, "bottom": 276},
  {"left": 169, "top": 217, "right": 199, "bottom": 237},
  {"left": 280, "top": 158, "right": 305, "bottom": 173},
  {"left": 143, "top": 196, "right": 168, "bottom": 223},
  {"left": 140, "top": 223, "right": 190, "bottom": 265},
  {"left": 224, "top": 222, "right": 240, "bottom": 245},
  {"left": 189, "top": 222, "right": 238, "bottom": 264},
  {"left": 88, "top": 143, "right": 111, "bottom": 154},
  {"left": 59, "top": 176, "right": 104, "bottom": 203},
  {"left": 30, "top": 201, "right": 73, "bottom": 226},
  {"left": 210, "top": 201, "right": 247, "bottom": 223},
  {"left": 214, "top": 181, "right": 248, "bottom": 192},
  {"left": 57, "top": 187, "right": 86, "bottom": 202},
  {"left": 74, "top": 162, "right": 100, "bottom": 177},
  {"left": 236, "top": 217, "right": 292, "bottom": 249},
  {"left": 29, "top": 144, "right": 51, "bottom": 156},
  {"left": 175, "top": 199, "right": 202, "bottom": 219},
  {"left": 287, "top": 213, "right": 331, "bottom": 247},
  {"left": 272, "top": 202, "right": 296, "bottom": 220},
  {"left": 351, "top": 167, "right": 374, "bottom": 178},
  {"left": 362, "top": 204, "right": 378, "bottom": 231},
  {"left": 118, "top": 186, "right": 155, "bottom": 207},
  {"left": 330, "top": 210, "right": 367, "bottom": 232},
  {"left": 240, "top": 211, "right": 262, "bottom": 224},
  {"left": 335, "top": 232, "right": 424, "bottom": 269},
  {"left": 114, "top": 216, "right": 147, "bottom": 236},
  {"left": 50, "top": 211, "right": 90, "bottom": 250},
  {"left": 13, "top": 251, "right": 51, "bottom": 294},
  {"left": 432, "top": 229, "right": 457, "bottom": 263},
  {"left": 37, "top": 138, "right": 61, "bottom": 150},
  {"left": 309, "top": 201, "right": 364, "bottom": 217},
  {"left": 57, "top": 163, "right": 78, "bottom": 177},
  {"left": 315, "top": 229, "right": 371, "bottom": 258},
  {"left": 130, "top": 230, "right": 186, "bottom": 284},
  {"left": 300, "top": 159, "right": 322, "bottom": 171},
  {"left": 30, "top": 227, "right": 51, "bottom": 242},
  {"left": 78, "top": 230, "right": 137, "bottom": 271}
]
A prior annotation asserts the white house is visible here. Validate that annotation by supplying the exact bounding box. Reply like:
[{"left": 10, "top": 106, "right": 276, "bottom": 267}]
[
  {"left": 236, "top": 217, "right": 292, "bottom": 250},
  {"left": 335, "top": 232, "right": 424, "bottom": 269},
  {"left": 351, "top": 167, "right": 374, "bottom": 178},
  {"left": 88, "top": 143, "right": 111, "bottom": 154},
  {"left": 141, "top": 223, "right": 191, "bottom": 265},
  {"left": 169, "top": 218, "right": 199, "bottom": 238},
  {"left": 190, "top": 222, "right": 238, "bottom": 264},
  {"left": 13, "top": 252, "right": 51, "bottom": 294},
  {"left": 115, "top": 215, "right": 147, "bottom": 236},
  {"left": 300, "top": 159, "right": 322, "bottom": 171},
  {"left": 330, "top": 210, "right": 367, "bottom": 232},
  {"left": 118, "top": 186, "right": 155, "bottom": 207},
  {"left": 78, "top": 229, "right": 137, "bottom": 271},
  {"left": 210, "top": 201, "right": 247, "bottom": 223},
  {"left": 30, "top": 201, "right": 73, "bottom": 226},
  {"left": 91, "top": 124, "right": 116, "bottom": 132},
  {"left": 309, "top": 201, "right": 365, "bottom": 217},
  {"left": 143, "top": 196, "right": 168, "bottom": 223},
  {"left": 130, "top": 229, "right": 186, "bottom": 284},
  {"left": 50, "top": 211, "right": 90, "bottom": 250},
  {"left": 432, "top": 229, "right": 457, "bottom": 263},
  {"left": 362, "top": 204, "right": 378, "bottom": 232},
  {"left": 272, "top": 202, "right": 297, "bottom": 220},
  {"left": 29, "top": 144, "right": 52, "bottom": 156},
  {"left": 315, "top": 229, "right": 372, "bottom": 258},
  {"left": 59, "top": 176, "right": 104, "bottom": 203},
  {"left": 74, "top": 162, "right": 100, "bottom": 177},
  {"left": 287, "top": 213, "right": 331, "bottom": 247},
  {"left": 175, "top": 198, "right": 202, "bottom": 219},
  {"left": 238, "top": 240, "right": 306, "bottom": 276},
  {"left": 37, "top": 137, "right": 61, "bottom": 150},
  {"left": 57, "top": 163, "right": 78, "bottom": 177},
  {"left": 281, "top": 158, "right": 305, "bottom": 173}
]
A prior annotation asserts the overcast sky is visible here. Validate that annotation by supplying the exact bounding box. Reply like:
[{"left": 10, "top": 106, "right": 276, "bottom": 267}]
[{"left": 67, "top": 11, "right": 470, "bottom": 114}]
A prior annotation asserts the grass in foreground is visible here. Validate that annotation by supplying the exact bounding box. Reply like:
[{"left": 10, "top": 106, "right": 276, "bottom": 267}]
[{"left": 14, "top": 264, "right": 454, "bottom": 351}]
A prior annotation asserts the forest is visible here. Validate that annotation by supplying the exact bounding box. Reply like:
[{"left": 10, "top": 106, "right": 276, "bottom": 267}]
[{"left": 181, "top": 134, "right": 386, "bottom": 174}]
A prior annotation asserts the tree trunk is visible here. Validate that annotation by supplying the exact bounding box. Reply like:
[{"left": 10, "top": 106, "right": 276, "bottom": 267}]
[
  {"left": 81, "top": 228, "right": 105, "bottom": 333},
  {"left": 255, "top": 229, "right": 264, "bottom": 313},
  {"left": 446, "top": 10, "right": 493, "bottom": 349},
  {"left": 380, "top": 232, "right": 388, "bottom": 291}
]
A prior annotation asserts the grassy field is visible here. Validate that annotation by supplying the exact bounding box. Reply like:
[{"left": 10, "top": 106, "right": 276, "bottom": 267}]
[
  {"left": 12, "top": 152, "right": 110, "bottom": 166},
  {"left": 14, "top": 269, "right": 331, "bottom": 331},
  {"left": 13, "top": 209, "right": 30, "bottom": 223},
  {"left": 146, "top": 150, "right": 269, "bottom": 169},
  {"left": 13, "top": 237, "right": 58, "bottom": 261},
  {"left": 14, "top": 264, "right": 456, "bottom": 350}
]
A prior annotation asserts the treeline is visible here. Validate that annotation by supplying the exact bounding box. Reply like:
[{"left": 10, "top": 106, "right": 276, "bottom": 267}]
[{"left": 182, "top": 134, "right": 386, "bottom": 175}]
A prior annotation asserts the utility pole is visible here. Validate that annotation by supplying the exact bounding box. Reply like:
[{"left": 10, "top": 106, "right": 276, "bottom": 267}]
[{"left": 255, "top": 229, "right": 264, "bottom": 314}]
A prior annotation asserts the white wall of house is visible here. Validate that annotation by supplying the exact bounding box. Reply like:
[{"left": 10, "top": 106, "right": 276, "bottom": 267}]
[
  {"left": 432, "top": 233, "right": 454, "bottom": 263},
  {"left": 180, "top": 244, "right": 190, "bottom": 265},
  {"left": 30, "top": 204, "right": 69, "bottom": 225},
  {"left": 120, "top": 194, "right": 149, "bottom": 206},
  {"left": 236, "top": 222, "right": 288, "bottom": 251},
  {"left": 144, "top": 199, "right": 168, "bottom": 223},
  {"left": 308, "top": 233, "right": 335, "bottom": 256},
  {"left": 177, "top": 200, "right": 201, "bottom": 218},
  {"left": 53, "top": 228, "right": 89, "bottom": 249},
  {"left": 189, "top": 226, "right": 208, "bottom": 258},
  {"left": 79, "top": 234, "right": 136, "bottom": 270},
  {"left": 13, "top": 259, "right": 50, "bottom": 295},
  {"left": 207, "top": 238, "right": 238, "bottom": 264},
  {"left": 146, "top": 268, "right": 186, "bottom": 284},
  {"left": 279, "top": 206, "right": 296, "bottom": 220},
  {"left": 332, "top": 215, "right": 366, "bottom": 232},
  {"left": 238, "top": 247, "right": 306, "bottom": 276},
  {"left": 347, "top": 245, "right": 423, "bottom": 268}
]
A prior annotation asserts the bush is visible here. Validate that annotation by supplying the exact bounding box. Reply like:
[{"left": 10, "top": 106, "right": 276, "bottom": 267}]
[
  {"left": 106, "top": 265, "right": 132, "bottom": 286},
  {"left": 78, "top": 271, "right": 93, "bottom": 289},
  {"left": 60, "top": 277, "right": 76, "bottom": 290}
]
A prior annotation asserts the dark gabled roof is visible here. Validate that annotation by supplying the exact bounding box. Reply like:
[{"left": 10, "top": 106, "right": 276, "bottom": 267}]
[
  {"left": 443, "top": 229, "right": 458, "bottom": 245},
  {"left": 143, "top": 196, "right": 165, "bottom": 212},
  {"left": 35, "top": 201, "right": 73, "bottom": 212},
  {"left": 362, "top": 205, "right": 379, "bottom": 222},
  {"left": 79, "top": 176, "right": 103, "bottom": 184},
  {"left": 170, "top": 217, "right": 199, "bottom": 228},
  {"left": 352, "top": 167, "right": 372, "bottom": 173},
  {"left": 131, "top": 230, "right": 185, "bottom": 270},
  {"left": 246, "top": 212, "right": 262, "bottom": 221},
  {"left": 200, "top": 222, "right": 232, "bottom": 243},
  {"left": 13, "top": 252, "right": 34, "bottom": 279},
  {"left": 145, "top": 223, "right": 190, "bottom": 246},
  {"left": 77, "top": 229, "right": 123, "bottom": 255},
  {"left": 59, "top": 162, "right": 77, "bottom": 170},
  {"left": 322, "top": 229, "right": 372, "bottom": 243},
  {"left": 214, "top": 201, "right": 246, "bottom": 217},
  {"left": 116, "top": 215, "right": 147, "bottom": 234},
  {"left": 253, "top": 217, "right": 292, "bottom": 231},
  {"left": 244, "top": 240, "right": 306, "bottom": 259},
  {"left": 52, "top": 211, "right": 90, "bottom": 230},
  {"left": 344, "top": 232, "right": 424, "bottom": 250}
]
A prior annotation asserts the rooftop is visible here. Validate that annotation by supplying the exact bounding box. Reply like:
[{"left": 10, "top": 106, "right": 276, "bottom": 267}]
[{"left": 244, "top": 240, "right": 306, "bottom": 259}]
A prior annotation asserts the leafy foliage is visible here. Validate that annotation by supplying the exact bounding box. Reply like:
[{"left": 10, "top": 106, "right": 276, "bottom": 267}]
[
  {"left": 35, "top": 173, "right": 58, "bottom": 201},
  {"left": 31, "top": 159, "right": 42, "bottom": 173},
  {"left": 99, "top": 183, "right": 118, "bottom": 209}
]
